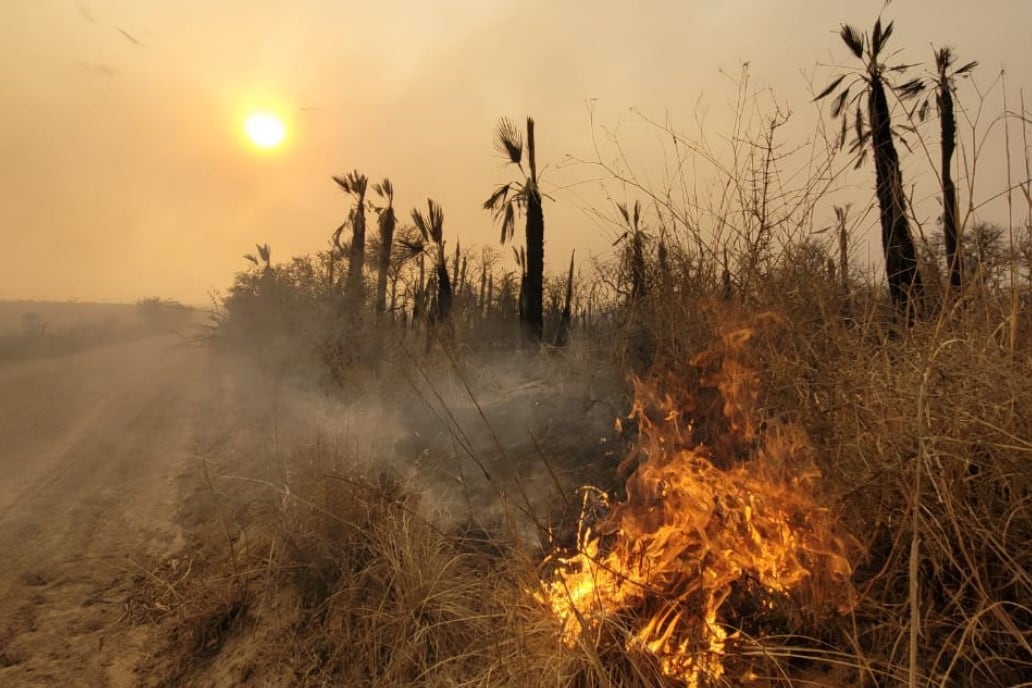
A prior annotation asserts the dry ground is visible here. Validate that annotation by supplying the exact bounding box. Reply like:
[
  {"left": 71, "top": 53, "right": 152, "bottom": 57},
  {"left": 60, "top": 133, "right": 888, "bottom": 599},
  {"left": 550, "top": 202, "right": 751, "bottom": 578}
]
[{"left": 0, "top": 335, "right": 216, "bottom": 687}]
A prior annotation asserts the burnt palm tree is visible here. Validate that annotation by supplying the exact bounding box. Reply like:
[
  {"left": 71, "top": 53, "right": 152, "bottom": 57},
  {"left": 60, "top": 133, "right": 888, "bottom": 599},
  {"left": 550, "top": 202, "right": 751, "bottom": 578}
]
[
  {"left": 411, "top": 199, "right": 451, "bottom": 326},
  {"left": 817, "top": 18, "right": 925, "bottom": 321},
  {"left": 332, "top": 171, "right": 369, "bottom": 298},
  {"left": 484, "top": 117, "right": 545, "bottom": 342},
  {"left": 616, "top": 200, "right": 647, "bottom": 303},
  {"left": 244, "top": 243, "right": 272, "bottom": 272},
  {"left": 371, "top": 178, "right": 397, "bottom": 314},
  {"left": 906, "top": 48, "right": 978, "bottom": 293},
  {"left": 556, "top": 250, "right": 575, "bottom": 347}
]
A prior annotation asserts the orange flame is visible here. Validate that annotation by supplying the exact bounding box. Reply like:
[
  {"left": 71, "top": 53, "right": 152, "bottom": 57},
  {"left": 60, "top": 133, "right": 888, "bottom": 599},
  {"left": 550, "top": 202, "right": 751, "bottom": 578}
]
[{"left": 538, "top": 325, "right": 856, "bottom": 686}]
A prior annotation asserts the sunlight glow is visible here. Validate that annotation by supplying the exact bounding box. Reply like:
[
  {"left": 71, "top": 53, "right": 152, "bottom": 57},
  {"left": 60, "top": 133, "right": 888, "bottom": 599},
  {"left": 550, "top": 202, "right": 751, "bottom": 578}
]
[{"left": 244, "top": 112, "right": 286, "bottom": 149}]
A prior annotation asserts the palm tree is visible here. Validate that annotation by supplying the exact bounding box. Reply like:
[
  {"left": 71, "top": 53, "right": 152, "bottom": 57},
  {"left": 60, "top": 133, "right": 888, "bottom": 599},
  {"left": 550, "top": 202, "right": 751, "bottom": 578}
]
[
  {"left": 244, "top": 243, "right": 272, "bottom": 272},
  {"left": 332, "top": 171, "right": 369, "bottom": 298},
  {"left": 371, "top": 178, "right": 397, "bottom": 314},
  {"left": 817, "top": 18, "right": 925, "bottom": 321},
  {"left": 906, "top": 48, "right": 978, "bottom": 293},
  {"left": 616, "top": 200, "right": 647, "bottom": 303},
  {"left": 484, "top": 117, "right": 545, "bottom": 342},
  {"left": 556, "top": 250, "right": 575, "bottom": 347},
  {"left": 411, "top": 199, "right": 452, "bottom": 326}
]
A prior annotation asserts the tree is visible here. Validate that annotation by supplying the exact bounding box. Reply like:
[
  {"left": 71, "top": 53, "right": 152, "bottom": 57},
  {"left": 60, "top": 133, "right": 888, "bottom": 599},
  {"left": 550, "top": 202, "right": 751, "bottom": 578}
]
[
  {"left": 411, "top": 199, "right": 452, "bottom": 327},
  {"left": 371, "top": 178, "right": 397, "bottom": 314},
  {"left": 332, "top": 171, "right": 369, "bottom": 298},
  {"left": 484, "top": 117, "right": 545, "bottom": 342},
  {"left": 616, "top": 200, "right": 647, "bottom": 303},
  {"left": 906, "top": 48, "right": 978, "bottom": 293},
  {"left": 556, "top": 250, "right": 575, "bottom": 347},
  {"left": 817, "top": 18, "right": 925, "bottom": 321}
]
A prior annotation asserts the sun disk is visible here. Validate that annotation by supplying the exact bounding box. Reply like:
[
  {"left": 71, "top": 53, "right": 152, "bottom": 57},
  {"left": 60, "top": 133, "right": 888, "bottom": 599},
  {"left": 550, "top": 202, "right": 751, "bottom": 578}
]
[{"left": 244, "top": 112, "right": 286, "bottom": 149}]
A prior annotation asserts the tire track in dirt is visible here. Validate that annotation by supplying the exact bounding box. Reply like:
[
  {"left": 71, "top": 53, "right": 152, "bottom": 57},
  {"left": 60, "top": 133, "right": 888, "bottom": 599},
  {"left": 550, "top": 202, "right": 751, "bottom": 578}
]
[{"left": 0, "top": 336, "right": 217, "bottom": 687}]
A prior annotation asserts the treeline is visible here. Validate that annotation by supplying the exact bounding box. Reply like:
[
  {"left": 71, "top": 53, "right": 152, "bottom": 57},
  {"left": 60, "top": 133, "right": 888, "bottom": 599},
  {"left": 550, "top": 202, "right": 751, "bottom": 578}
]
[{"left": 215, "top": 14, "right": 1032, "bottom": 381}]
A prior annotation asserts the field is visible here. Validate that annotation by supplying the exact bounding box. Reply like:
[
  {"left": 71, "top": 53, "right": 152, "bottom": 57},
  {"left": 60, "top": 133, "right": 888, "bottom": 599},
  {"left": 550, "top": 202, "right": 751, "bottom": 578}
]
[{"left": 2, "top": 18, "right": 1032, "bottom": 688}]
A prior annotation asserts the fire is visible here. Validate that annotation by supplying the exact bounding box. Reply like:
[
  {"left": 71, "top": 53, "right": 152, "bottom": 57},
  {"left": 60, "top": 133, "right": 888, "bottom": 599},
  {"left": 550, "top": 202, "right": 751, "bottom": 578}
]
[{"left": 538, "top": 325, "right": 856, "bottom": 686}]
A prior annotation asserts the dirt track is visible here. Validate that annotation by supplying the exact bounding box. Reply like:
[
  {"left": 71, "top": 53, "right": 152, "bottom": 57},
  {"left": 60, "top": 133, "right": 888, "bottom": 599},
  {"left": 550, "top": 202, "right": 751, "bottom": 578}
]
[{"left": 0, "top": 336, "right": 213, "bottom": 687}]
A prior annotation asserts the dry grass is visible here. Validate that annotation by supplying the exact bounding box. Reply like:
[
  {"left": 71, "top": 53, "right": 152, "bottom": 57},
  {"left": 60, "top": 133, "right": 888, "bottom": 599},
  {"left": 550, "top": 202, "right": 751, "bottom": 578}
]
[{"left": 144, "top": 59, "right": 1032, "bottom": 687}]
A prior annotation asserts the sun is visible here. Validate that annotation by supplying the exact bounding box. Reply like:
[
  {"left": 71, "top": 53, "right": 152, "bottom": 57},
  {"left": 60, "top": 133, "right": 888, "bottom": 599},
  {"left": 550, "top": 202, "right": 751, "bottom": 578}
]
[{"left": 243, "top": 112, "right": 286, "bottom": 149}]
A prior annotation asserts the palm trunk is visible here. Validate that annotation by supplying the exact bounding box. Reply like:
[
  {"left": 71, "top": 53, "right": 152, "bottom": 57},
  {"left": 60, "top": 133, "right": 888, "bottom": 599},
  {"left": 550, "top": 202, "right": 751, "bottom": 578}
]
[
  {"left": 838, "top": 212, "right": 850, "bottom": 298},
  {"left": 525, "top": 118, "right": 545, "bottom": 343},
  {"left": 939, "top": 80, "right": 962, "bottom": 292},
  {"left": 375, "top": 208, "right": 395, "bottom": 314},
  {"left": 869, "top": 72, "right": 924, "bottom": 321},
  {"left": 478, "top": 264, "right": 487, "bottom": 319},
  {"left": 414, "top": 253, "right": 426, "bottom": 322},
  {"left": 436, "top": 248, "right": 452, "bottom": 324},
  {"left": 556, "top": 250, "right": 575, "bottom": 347},
  {"left": 347, "top": 194, "right": 367, "bottom": 297},
  {"left": 630, "top": 231, "right": 647, "bottom": 302}
]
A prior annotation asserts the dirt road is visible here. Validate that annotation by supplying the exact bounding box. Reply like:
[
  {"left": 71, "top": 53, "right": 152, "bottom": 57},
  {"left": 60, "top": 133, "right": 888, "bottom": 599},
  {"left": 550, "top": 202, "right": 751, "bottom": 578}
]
[{"left": 0, "top": 336, "right": 214, "bottom": 687}]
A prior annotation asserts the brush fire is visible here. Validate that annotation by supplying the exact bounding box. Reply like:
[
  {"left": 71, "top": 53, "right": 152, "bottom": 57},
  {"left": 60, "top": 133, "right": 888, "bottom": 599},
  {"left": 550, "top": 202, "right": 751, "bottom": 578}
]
[{"left": 538, "top": 326, "right": 857, "bottom": 686}]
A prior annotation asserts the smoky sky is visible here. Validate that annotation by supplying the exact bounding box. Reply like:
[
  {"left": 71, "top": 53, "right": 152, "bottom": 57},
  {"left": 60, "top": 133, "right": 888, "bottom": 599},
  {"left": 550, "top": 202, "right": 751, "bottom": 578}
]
[{"left": 2, "top": 0, "right": 1029, "bottom": 303}]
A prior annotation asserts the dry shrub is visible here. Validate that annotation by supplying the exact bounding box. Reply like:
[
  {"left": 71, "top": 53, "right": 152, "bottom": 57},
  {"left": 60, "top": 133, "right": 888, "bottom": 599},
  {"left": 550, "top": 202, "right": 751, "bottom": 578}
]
[
  {"left": 129, "top": 457, "right": 660, "bottom": 688},
  {"left": 707, "top": 302, "right": 1032, "bottom": 685}
]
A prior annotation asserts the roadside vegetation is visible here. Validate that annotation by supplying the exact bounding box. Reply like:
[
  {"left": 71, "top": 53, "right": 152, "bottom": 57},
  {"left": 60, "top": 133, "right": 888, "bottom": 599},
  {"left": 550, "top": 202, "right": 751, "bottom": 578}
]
[
  {"left": 0, "top": 297, "right": 195, "bottom": 365},
  {"left": 136, "top": 15, "right": 1032, "bottom": 687}
]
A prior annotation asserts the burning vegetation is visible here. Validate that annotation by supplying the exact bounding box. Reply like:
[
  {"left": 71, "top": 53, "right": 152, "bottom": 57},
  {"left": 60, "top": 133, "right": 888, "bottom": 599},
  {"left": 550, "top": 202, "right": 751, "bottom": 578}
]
[{"left": 538, "top": 324, "right": 857, "bottom": 686}]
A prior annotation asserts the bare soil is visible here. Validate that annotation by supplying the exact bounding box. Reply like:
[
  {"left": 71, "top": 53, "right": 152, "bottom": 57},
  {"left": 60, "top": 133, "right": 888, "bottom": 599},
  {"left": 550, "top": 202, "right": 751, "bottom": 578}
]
[{"left": 0, "top": 336, "right": 214, "bottom": 687}]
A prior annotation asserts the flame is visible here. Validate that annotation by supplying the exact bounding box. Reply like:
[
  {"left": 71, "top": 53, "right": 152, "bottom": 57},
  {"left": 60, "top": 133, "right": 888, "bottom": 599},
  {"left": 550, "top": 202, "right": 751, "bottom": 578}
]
[{"left": 538, "top": 325, "right": 856, "bottom": 686}]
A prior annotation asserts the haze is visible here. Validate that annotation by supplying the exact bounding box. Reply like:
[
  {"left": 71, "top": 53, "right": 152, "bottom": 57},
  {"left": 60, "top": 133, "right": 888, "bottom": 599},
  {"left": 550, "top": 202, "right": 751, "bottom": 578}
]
[{"left": 2, "top": 0, "right": 1029, "bottom": 304}]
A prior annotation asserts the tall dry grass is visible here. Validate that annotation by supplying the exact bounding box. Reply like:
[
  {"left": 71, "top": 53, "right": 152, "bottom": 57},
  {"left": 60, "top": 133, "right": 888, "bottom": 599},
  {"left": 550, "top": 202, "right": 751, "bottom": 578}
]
[{"left": 156, "top": 51, "right": 1032, "bottom": 687}]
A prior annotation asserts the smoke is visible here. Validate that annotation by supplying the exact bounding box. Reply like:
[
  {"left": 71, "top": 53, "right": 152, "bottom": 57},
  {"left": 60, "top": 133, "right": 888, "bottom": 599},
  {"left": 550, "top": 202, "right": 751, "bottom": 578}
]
[{"left": 207, "top": 341, "right": 627, "bottom": 539}]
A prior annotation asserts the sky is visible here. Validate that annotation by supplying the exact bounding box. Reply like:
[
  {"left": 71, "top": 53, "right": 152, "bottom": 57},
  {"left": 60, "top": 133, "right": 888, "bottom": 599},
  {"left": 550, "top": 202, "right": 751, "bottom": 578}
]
[{"left": 2, "top": 0, "right": 1030, "bottom": 304}]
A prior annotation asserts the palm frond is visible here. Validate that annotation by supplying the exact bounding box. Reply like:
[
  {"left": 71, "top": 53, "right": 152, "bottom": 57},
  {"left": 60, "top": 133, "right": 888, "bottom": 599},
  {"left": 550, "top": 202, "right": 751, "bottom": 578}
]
[
  {"left": 494, "top": 117, "right": 523, "bottom": 165},
  {"left": 854, "top": 102, "right": 864, "bottom": 145},
  {"left": 331, "top": 221, "right": 347, "bottom": 249},
  {"left": 501, "top": 202, "right": 516, "bottom": 244},
  {"left": 898, "top": 78, "right": 926, "bottom": 99},
  {"left": 889, "top": 62, "right": 921, "bottom": 73},
  {"left": 955, "top": 60, "right": 978, "bottom": 76},
  {"left": 333, "top": 171, "right": 368, "bottom": 197},
  {"left": 854, "top": 148, "right": 868, "bottom": 169},
  {"left": 373, "top": 177, "right": 393, "bottom": 204},
  {"left": 815, "top": 74, "right": 847, "bottom": 101},
  {"left": 411, "top": 208, "right": 429, "bottom": 243},
  {"left": 848, "top": 130, "right": 872, "bottom": 155},
  {"left": 332, "top": 175, "right": 351, "bottom": 193},
  {"left": 617, "top": 202, "right": 630, "bottom": 225},
  {"left": 873, "top": 19, "right": 894, "bottom": 54},
  {"left": 483, "top": 183, "right": 512, "bottom": 211},
  {"left": 397, "top": 236, "right": 426, "bottom": 258},
  {"left": 840, "top": 24, "right": 864, "bottom": 59},
  {"left": 426, "top": 198, "right": 444, "bottom": 244},
  {"left": 831, "top": 87, "right": 851, "bottom": 118}
]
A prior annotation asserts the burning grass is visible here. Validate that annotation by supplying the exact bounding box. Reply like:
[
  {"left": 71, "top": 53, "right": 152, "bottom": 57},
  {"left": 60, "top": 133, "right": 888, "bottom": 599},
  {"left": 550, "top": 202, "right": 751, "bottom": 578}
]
[{"left": 538, "top": 323, "right": 858, "bottom": 687}]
